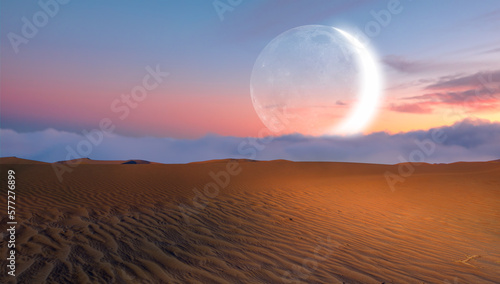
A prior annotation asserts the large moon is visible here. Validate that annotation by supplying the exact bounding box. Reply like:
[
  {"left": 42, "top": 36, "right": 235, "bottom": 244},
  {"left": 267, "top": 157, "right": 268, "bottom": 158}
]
[{"left": 250, "top": 25, "right": 382, "bottom": 136}]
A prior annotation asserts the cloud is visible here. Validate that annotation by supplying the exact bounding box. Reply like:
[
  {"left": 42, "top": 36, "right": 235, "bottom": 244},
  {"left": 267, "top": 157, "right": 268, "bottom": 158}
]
[
  {"left": 391, "top": 92, "right": 499, "bottom": 114},
  {"left": 390, "top": 71, "right": 500, "bottom": 114},
  {"left": 1, "top": 119, "right": 499, "bottom": 165},
  {"left": 390, "top": 89, "right": 499, "bottom": 114},
  {"left": 425, "top": 70, "right": 500, "bottom": 91},
  {"left": 389, "top": 103, "right": 433, "bottom": 114},
  {"left": 382, "top": 55, "right": 429, "bottom": 73},
  {"left": 411, "top": 88, "right": 498, "bottom": 103},
  {"left": 482, "top": 47, "right": 500, "bottom": 54}
]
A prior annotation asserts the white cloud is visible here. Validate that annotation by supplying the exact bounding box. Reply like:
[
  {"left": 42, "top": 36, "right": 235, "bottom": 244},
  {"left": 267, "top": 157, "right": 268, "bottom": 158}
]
[{"left": 1, "top": 119, "right": 499, "bottom": 164}]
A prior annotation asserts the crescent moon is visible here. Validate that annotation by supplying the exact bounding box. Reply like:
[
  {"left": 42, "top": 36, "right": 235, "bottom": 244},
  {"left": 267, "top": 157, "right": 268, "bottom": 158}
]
[{"left": 331, "top": 28, "right": 383, "bottom": 136}]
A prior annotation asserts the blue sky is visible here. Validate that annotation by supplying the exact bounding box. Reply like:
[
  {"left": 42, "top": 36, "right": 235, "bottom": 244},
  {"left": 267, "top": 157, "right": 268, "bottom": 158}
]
[{"left": 1, "top": 0, "right": 500, "bottom": 162}]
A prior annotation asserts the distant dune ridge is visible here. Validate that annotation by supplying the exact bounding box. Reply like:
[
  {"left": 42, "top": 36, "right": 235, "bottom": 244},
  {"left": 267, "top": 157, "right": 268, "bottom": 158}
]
[
  {"left": 0, "top": 157, "right": 499, "bottom": 283},
  {"left": 51, "top": 158, "right": 156, "bottom": 165},
  {"left": 122, "top": 160, "right": 151, "bottom": 164}
]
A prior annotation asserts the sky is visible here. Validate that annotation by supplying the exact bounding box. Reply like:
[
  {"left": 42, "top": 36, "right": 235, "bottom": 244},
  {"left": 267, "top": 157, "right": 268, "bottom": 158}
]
[{"left": 1, "top": 0, "right": 500, "bottom": 163}]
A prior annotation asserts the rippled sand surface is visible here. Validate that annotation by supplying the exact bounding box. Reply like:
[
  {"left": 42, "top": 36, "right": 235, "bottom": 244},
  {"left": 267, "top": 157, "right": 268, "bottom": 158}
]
[{"left": 1, "top": 158, "right": 499, "bottom": 283}]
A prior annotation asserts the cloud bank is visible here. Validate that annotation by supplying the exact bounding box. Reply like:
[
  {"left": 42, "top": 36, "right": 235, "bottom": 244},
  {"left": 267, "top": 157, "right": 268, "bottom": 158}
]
[
  {"left": 1, "top": 119, "right": 499, "bottom": 164},
  {"left": 390, "top": 70, "right": 500, "bottom": 114}
]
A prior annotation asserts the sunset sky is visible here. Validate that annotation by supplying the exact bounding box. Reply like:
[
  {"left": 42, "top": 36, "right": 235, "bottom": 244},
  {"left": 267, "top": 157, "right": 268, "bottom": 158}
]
[{"left": 1, "top": 0, "right": 500, "bottom": 163}]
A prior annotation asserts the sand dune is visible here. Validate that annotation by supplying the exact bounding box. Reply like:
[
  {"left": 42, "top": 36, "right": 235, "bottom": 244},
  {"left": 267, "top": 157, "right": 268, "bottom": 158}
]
[
  {"left": 122, "top": 160, "right": 152, "bottom": 164},
  {"left": 54, "top": 158, "right": 156, "bottom": 165},
  {"left": 0, "top": 158, "right": 499, "bottom": 283},
  {"left": 0, "top": 157, "right": 48, "bottom": 165}
]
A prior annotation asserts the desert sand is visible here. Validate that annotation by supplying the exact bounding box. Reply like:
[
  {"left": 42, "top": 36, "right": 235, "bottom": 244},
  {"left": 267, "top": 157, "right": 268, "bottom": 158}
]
[{"left": 0, "top": 157, "right": 499, "bottom": 283}]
